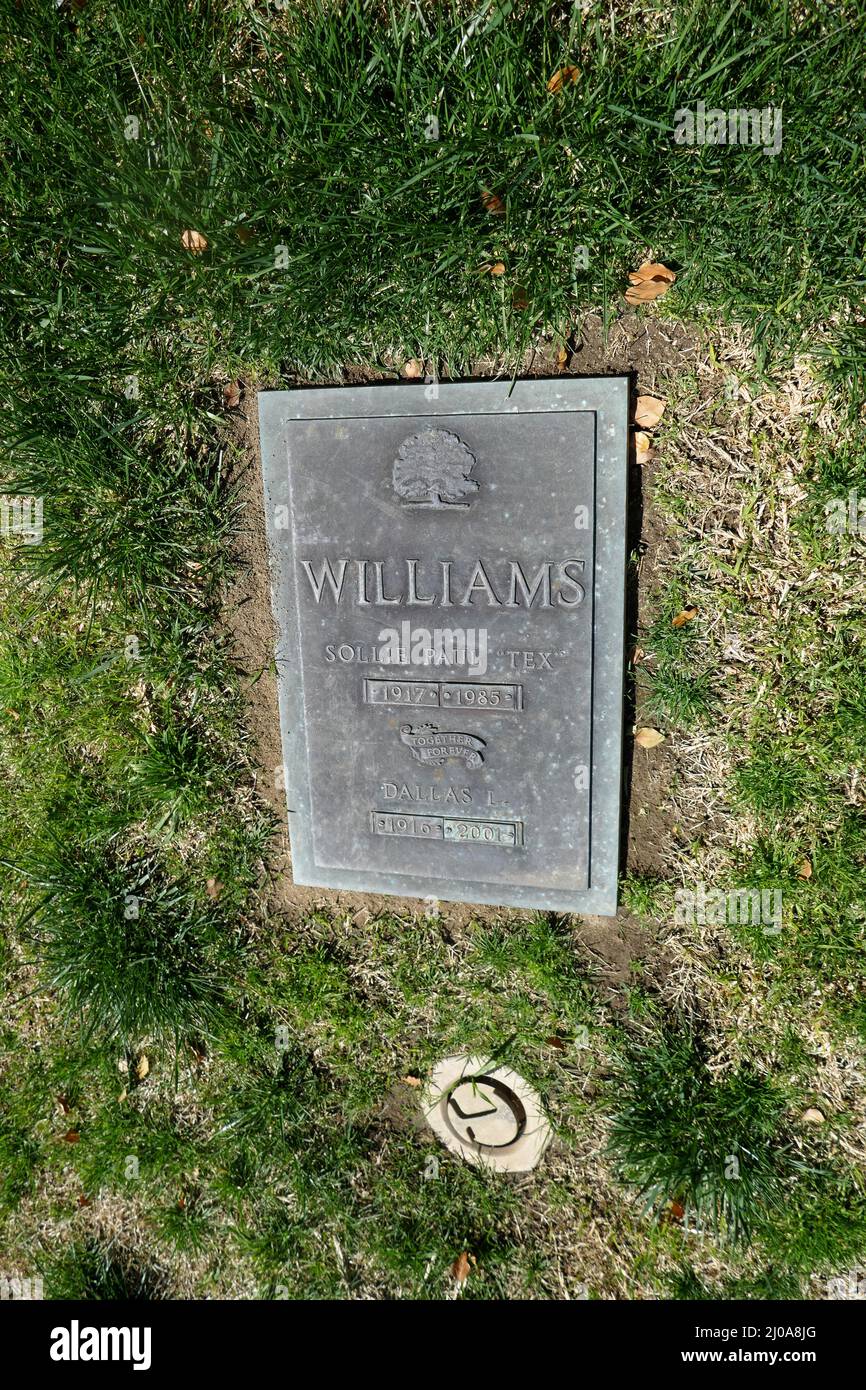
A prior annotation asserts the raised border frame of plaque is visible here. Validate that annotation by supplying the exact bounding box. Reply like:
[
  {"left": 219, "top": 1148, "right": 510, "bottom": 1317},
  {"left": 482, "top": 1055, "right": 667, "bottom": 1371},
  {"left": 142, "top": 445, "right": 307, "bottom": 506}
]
[{"left": 259, "top": 377, "right": 628, "bottom": 916}]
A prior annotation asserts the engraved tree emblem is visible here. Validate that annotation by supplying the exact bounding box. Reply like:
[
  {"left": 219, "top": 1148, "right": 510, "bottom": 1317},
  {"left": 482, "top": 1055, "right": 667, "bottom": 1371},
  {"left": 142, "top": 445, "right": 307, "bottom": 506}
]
[{"left": 392, "top": 429, "right": 479, "bottom": 508}]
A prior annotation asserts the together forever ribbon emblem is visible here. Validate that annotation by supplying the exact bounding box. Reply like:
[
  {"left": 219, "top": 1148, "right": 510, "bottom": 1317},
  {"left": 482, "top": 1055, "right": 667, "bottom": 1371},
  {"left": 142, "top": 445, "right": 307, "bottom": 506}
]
[{"left": 399, "top": 724, "right": 486, "bottom": 769}]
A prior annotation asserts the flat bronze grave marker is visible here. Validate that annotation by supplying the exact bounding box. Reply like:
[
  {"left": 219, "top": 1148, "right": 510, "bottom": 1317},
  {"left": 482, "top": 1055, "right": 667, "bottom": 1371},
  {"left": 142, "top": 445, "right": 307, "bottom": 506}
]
[{"left": 259, "top": 378, "right": 628, "bottom": 914}]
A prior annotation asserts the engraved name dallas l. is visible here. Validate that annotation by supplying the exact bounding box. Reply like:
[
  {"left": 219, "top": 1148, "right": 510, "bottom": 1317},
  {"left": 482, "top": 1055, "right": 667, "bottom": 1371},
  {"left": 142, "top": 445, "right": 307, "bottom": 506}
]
[{"left": 297, "top": 556, "right": 586, "bottom": 609}]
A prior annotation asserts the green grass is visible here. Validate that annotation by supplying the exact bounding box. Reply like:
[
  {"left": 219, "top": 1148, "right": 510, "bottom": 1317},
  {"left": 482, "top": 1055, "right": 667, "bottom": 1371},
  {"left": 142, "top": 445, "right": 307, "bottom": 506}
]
[
  {"left": 0, "top": 0, "right": 865, "bottom": 1302},
  {"left": 5, "top": 0, "right": 865, "bottom": 385},
  {"left": 731, "top": 821, "right": 866, "bottom": 1035},
  {"left": 15, "top": 838, "right": 237, "bottom": 1045},
  {"left": 608, "top": 1024, "right": 804, "bottom": 1243},
  {"left": 39, "top": 1237, "right": 172, "bottom": 1302},
  {"left": 640, "top": 585, "right": 717, "bottom": 729},
  {"left": 666, "top": 1264, "right": 804, "bottom": 1301},
  {"left": 128, "top": 718, "right": 231, "bottom": 831},
  {"left": 620, "top": 872, "right": 673, "bottom": 921}
]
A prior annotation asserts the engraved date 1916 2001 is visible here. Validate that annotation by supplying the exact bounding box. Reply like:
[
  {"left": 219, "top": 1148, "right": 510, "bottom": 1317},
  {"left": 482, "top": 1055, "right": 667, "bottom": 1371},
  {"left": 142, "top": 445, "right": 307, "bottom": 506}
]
[{"left": 370, "top": 811, "right": 524, "bottom": 848}]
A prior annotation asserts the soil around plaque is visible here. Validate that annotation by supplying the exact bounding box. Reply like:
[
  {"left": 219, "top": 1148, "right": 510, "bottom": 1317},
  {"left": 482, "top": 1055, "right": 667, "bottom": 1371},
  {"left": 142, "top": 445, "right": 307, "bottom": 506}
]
[{"left": 219, "top": 311, "right": 727, "bottom": 964}]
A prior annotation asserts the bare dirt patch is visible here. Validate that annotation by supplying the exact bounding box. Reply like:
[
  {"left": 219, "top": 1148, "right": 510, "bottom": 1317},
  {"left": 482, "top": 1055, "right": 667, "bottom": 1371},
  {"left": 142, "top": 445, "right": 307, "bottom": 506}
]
[{"left": 218, "top": 310, "right": 727, "bottom": 976}]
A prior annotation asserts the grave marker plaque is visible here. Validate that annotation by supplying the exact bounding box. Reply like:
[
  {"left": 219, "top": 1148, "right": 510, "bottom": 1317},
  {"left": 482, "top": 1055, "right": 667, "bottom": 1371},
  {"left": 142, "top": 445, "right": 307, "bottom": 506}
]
[{"left": 259, "top": 378, "right": 628, "bottom": 914}]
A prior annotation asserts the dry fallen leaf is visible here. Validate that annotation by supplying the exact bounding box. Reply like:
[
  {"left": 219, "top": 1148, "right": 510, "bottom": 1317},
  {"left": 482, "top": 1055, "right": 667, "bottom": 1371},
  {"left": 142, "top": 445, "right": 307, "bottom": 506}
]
[
  {"left": 401, "top": 1075, "right": 422, "bottom": 1087},
  {"left": 547, "top": 65, "right": 580, "bottom": 93},
  {"left": 626, "top": 281, "right": 670, "bottom": 305},
  {"left": 450, "top": 1251, "right": 475, "bottom": 1283},
  {"left": 56, "top": 1094, "right": 72, "bottom": 1116},
  {"left": 180, "top": 229, "right": 208, "bottom": 253},
  {"left": 135, "top": 1054, "right": 150, "bottom": 1081},
  {"left": 545, "top": 1036, "right": 567, "bottom": 1050},
  {"left": 556, "top": 347, "right": 569, "bottom": 371},
  {"left": 511, "top": 284, "right": 529, "bottom": 310},
  {"left": 402, "top": 359, "right": 423, "bottom": 379},
  {"left": 634, "top": 430, "right": 654, "bottom": 464},
  {"left": 635, "top": 727, "right": 665, "bottom": 748},
  {"left": 672, "top": 606, "right": 699, "bottom": 628},
  {"left": 61, "top": 1130, "right": 80, "bottom": 1144},
  {"left": 77, "top": 1194, "right": 91, "bottom": 1207},
  {"left": 630, "top": 645, "right": 646, "bottom": 666},
  {"left": 625, "top": 262, "right": 676, "bottom": 306},
  {"left": 481, "top": 188, "right": 505, "bottom": 216},
  {"left": 635, "top": 395, "right": 666, "bottom": 429},
  {"left": 800, "top": 1107, "right": 825, "bottom": 1125},
  {"left": 484, "top": 261, "right": 506, "bottom": 276},
  {"left": 205, "top": 876, "right": 224, "bottom": 899},
  {"left": 628, "top": 262, "right": 676, "bottom": 286},
  {"left": 222, "top": 383, "right": 240, "bottom": 410},
  {"left": 798, "top": 858, "right": 813, "bottom": 879}
]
